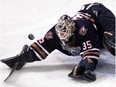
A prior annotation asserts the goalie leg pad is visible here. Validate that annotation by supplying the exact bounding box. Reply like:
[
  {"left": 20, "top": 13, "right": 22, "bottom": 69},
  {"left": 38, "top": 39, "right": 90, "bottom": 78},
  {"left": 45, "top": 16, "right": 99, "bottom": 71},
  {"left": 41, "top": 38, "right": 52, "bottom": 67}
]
[
  {"left": 68, "top": 58, "right": 97, "bottom": 82},
  {"left": 68, "top": 65, "right": 85, "bottom": 78},
  {"left": 103, "top": 31, "right": 115, "bottom": 56}
]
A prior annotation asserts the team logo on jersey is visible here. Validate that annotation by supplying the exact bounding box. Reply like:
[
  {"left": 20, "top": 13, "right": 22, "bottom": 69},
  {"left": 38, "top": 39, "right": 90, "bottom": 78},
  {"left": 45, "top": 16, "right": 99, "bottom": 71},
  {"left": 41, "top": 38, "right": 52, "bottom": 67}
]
[
  {"left": 45, "top": 31, "right": 53, "bottom": 40},
  {"left": 38, "top": 38, "right": 44, "bottom": 43},
  {"left": 79, "top": 26, "right": 87, "bottom": 36}
]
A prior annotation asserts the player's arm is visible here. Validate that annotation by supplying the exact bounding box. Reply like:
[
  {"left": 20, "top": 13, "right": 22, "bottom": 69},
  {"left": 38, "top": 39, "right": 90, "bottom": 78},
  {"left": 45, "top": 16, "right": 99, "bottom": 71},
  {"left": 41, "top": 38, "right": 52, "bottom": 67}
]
[
  {"left": 68, "top": 24, "right": 100, "bottom": 81},
  {"left": 30, "top": 25, "right": 62, "bottom": 61},
  {"left": 69, "top": 39, "right": 100, "bottom": 81}
]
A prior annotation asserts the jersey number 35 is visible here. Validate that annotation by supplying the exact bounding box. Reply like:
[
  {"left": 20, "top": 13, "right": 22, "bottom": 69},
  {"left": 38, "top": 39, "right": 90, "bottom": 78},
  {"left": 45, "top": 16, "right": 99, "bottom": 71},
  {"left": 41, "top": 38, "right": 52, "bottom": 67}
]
[{"left": 82, "top": 40, "right": 92, "bottom": 50}]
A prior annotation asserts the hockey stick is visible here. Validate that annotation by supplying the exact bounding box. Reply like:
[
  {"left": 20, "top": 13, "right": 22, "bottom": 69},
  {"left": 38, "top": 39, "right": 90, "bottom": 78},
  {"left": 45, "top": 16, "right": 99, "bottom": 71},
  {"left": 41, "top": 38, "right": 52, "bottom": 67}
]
[{"left": 4, "top": 62, "right": 19, "bottom": 82}]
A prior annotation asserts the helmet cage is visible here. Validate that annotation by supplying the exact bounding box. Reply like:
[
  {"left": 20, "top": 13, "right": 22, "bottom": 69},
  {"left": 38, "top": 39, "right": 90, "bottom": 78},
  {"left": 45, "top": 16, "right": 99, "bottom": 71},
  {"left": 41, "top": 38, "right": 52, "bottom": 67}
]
[{"left": 55, "top": 15, "right": 75, "bottom": 42}]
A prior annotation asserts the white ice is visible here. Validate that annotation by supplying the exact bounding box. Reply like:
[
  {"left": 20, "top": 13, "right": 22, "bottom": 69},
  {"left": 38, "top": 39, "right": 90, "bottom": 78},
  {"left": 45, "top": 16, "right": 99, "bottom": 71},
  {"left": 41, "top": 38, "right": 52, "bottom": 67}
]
[{"left": 0, "top": 0, "right": 116, "bottom": 87}]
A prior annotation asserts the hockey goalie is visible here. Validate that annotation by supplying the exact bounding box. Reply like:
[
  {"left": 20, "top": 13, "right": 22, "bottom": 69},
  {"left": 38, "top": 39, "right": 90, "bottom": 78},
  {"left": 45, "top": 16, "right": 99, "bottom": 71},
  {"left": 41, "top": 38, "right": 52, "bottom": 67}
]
[{"left": 1, "top": 2, "right": 115, "bottom": 82}]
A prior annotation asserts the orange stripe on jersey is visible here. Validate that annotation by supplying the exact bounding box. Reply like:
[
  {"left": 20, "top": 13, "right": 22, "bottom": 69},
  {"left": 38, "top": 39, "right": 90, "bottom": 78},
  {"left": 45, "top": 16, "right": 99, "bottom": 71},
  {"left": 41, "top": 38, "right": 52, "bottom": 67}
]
[
  {"left": 31, "top": 43, "right": 48, "bottom": 59},
  {"left": 81, "top": 50, "right": 100, "bottom": 59}
]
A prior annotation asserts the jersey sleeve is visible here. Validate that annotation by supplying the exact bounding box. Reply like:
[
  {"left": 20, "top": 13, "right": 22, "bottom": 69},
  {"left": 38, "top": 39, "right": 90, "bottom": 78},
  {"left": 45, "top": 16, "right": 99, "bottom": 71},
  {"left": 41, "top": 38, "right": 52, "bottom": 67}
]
[
  {"left": 78, "top": 21, "right": 100, "bottom": 60},
  {"left": 30, "top": 26, "right": 61, "bottom": 60},
  {"left": 30, "top": 25, "right": 71, "bottom": 61}
]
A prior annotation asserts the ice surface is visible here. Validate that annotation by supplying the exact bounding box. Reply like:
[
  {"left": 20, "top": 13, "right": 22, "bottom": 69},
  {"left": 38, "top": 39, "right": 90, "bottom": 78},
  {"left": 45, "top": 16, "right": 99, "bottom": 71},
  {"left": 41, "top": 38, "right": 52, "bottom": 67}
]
[{"left": 0, "top": 0, "right": 116, "bottom": 87}]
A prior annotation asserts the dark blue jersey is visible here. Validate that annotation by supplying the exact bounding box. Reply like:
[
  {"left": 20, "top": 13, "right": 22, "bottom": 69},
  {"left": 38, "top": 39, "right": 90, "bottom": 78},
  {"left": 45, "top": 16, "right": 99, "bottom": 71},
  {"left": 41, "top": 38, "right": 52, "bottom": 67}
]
[
  {"left": 74, "top": 2, "right": 115, "bottom": 48},
  {"left": 30, "top": 17, "right": 100, "bottom": 61},
  {"left": 30, "top": 3, "right": 115, "bottom": 61}
]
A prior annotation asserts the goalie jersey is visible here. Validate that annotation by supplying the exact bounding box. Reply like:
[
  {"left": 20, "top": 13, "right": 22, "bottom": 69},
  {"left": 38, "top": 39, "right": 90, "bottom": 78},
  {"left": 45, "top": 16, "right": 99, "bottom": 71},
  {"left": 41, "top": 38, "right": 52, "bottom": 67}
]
[{"left": 30, "top": 17, "right": 100, "bottom": 61}]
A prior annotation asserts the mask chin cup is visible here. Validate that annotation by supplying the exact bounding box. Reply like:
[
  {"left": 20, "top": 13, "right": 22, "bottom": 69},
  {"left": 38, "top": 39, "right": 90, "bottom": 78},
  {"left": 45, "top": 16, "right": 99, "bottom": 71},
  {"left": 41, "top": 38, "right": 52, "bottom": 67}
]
[{"left": 55, "top": 15, "right": 76, "bottom": 43}]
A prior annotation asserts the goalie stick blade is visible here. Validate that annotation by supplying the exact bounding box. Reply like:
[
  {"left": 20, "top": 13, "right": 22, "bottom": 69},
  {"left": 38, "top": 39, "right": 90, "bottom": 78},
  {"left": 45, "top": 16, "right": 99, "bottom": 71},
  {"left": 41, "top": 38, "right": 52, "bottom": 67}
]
[{"left": 4, "top": 62, "right": 19, "bottom": 82}]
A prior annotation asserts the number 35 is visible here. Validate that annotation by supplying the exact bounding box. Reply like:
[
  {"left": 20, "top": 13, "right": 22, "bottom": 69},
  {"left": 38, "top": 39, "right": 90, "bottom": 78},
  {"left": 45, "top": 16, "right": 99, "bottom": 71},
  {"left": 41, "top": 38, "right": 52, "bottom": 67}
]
[{"left": 82, "top": 40, "right": 92, "bottom": 50}]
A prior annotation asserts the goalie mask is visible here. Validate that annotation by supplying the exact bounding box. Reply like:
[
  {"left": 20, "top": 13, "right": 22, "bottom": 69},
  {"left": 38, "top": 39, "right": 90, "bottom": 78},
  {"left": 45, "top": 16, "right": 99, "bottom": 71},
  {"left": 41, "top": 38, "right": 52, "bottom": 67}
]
[{"left": 55, "top": 15, "right": 76, "bottom": 43}]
